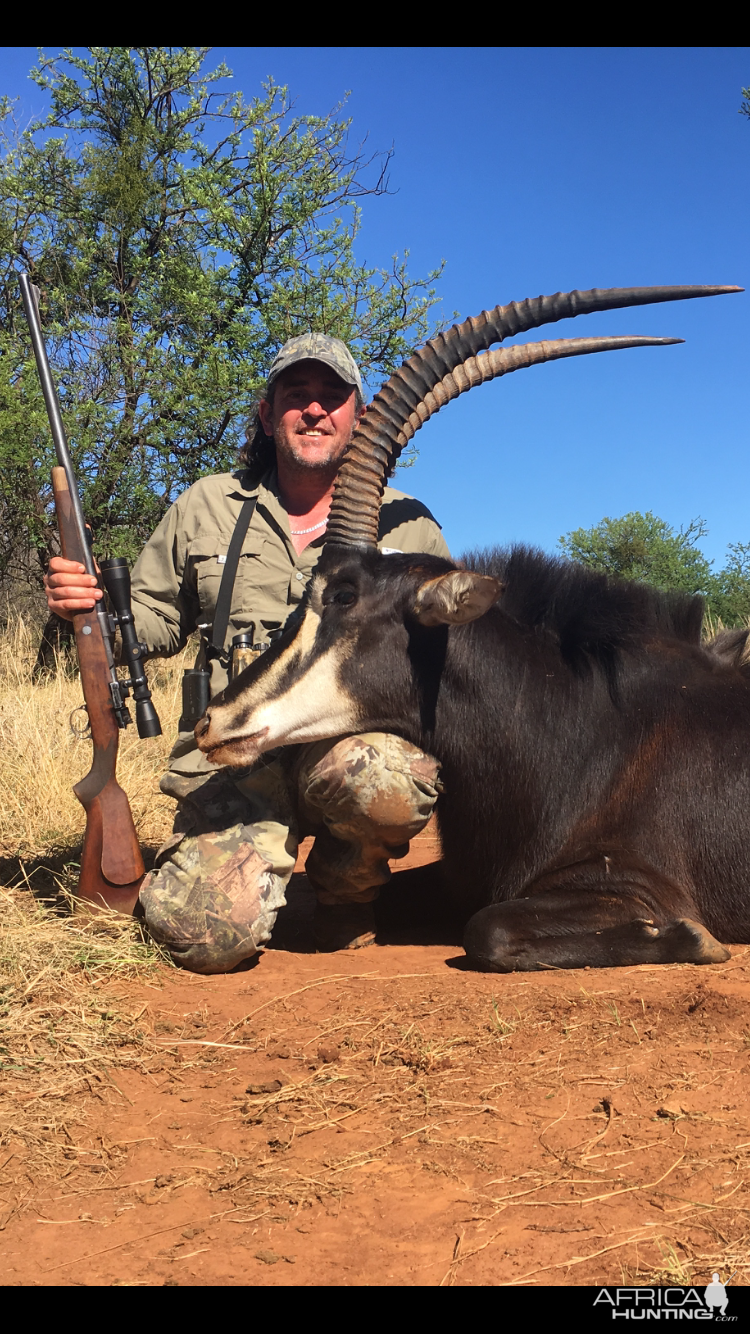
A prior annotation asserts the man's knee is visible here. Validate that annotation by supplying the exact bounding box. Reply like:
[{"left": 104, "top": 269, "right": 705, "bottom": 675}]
[
  {"left": 140, "top": 766, "right": 294, "bottom": 973},
  {"left": 299, "top": 733, "right": 442, "bottom": 840},
  {"left": 140, "top": 822, "right": 287, "bottom": 973}
]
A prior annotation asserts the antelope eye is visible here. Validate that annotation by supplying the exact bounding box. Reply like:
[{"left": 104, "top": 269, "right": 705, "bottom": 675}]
[{"left": 331, "top": 588, "right": 356, "bottom": 607}]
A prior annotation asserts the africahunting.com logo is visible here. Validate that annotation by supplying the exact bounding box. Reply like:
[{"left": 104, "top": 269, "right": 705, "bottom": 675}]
[{"left": 594, "top": 1277, "right": 736, "bottom": 1320}]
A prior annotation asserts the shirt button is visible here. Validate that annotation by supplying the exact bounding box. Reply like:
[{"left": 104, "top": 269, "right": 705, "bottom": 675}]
[{"left": 295, "top": 572, "right": 304, "bottom": 582}]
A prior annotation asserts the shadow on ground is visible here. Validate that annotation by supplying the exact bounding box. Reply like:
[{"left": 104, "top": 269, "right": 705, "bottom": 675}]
[
  {"left": 0, "top": 843, "right": 163, "bottom": 908},
  {"left": 2, "top": 848, "right": 464, "bottom": 950},
  {"left": 268, "top": 861, "right": 465, "bottom": 953}
]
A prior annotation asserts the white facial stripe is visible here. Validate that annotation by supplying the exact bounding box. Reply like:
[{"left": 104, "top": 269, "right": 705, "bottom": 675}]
[
  {"left": 201, "top": 604, "right": 356, "bottom": 758},
  {"left": 246, "top": 646, "right": 360, "bottom": 747},
  {"left": 253, "top": 606, "right": 321, "bottom": 694},
  {"left": 210, "top": 606, "right": 322, "bottom": 741},
  {"left": 294, "top": 606, "right": 322, "bottom": 658}
]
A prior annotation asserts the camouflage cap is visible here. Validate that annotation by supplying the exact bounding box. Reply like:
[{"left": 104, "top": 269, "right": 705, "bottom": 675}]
[{"left": 266, "top": 332, "right": 363, "bottom": 398}]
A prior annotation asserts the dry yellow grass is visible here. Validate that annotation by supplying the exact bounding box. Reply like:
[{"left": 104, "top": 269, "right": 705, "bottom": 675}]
[
  {"left": 0, "top": 882, "right": 170, "bottom": 1190},
  {"left": 0, "top": 614, "right": 192, "bottom": 863},
  {"left": 0, "top": 615, "right": 182, "bottom": 1187}
]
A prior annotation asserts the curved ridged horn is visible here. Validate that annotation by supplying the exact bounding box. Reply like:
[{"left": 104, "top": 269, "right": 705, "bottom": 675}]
[
  {"left": 325, "top": 283, "right": 741, "bottom": 549},
  {"left": 396, "top": 335, "right": 683, "bottom": 451}
]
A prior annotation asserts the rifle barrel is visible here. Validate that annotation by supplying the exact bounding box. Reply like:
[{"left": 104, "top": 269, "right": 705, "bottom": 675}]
[
  {"left": 19, "top": 274, "right": 95, "bottom": 578},
  {"left": 19, "top": 273, "right": 117, "bottom": 662}
]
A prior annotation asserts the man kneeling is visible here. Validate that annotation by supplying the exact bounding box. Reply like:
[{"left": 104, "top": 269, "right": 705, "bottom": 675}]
[{"left": 45, "top": 334, "right": 448, "bottom": 971}]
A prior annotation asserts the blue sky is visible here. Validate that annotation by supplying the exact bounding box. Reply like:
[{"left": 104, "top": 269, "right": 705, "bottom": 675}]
[{"left": 2, "top": 47, "right": 748, "bottom": 565}]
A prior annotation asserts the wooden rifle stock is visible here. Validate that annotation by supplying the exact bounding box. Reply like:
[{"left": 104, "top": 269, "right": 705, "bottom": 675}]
[{"left": 52, "top": 468, "right": 145, "bottom": 912}]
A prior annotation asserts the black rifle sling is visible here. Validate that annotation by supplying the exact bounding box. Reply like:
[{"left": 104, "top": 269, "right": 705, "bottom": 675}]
[{"left": 206, "top": 496, "right": 257, "bottom": 664}]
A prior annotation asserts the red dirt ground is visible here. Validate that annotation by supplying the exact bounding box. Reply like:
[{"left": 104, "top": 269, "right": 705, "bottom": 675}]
[{"left": 3, "top": 824, "right": 750, "bottom": 1287}]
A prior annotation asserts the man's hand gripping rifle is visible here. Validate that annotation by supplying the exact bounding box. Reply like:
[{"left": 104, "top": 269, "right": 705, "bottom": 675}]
[{"left": 20, "top": 273, "right": 161, "bottom": 914}]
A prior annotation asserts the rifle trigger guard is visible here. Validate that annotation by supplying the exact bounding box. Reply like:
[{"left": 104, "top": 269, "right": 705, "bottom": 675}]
[{"left": 69, "top": 703, "right": 91, "bottom": 739}]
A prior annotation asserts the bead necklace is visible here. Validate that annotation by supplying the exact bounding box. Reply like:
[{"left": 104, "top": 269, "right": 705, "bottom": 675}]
[{"left": 289, "top": 517, "right": 328, "bottom": 535}]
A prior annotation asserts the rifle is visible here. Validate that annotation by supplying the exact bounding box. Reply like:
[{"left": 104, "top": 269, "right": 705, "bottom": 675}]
[{"left": 19, "top": 272, "right": 161, "bottom": 914}]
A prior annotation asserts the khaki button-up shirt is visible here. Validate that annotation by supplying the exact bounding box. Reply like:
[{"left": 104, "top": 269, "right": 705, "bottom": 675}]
[{"left": 130, "top": 467, "right": 451, "bottom": 774}]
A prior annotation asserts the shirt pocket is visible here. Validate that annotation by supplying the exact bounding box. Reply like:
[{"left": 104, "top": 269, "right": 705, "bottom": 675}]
[{"left": 188, "top": 533, "right": 266, "bottom": 624}]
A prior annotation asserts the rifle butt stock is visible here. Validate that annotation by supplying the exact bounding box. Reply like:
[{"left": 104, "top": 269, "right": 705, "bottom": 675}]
[{"left": 76, "top": 790, "right": 144, "bottom": 915}]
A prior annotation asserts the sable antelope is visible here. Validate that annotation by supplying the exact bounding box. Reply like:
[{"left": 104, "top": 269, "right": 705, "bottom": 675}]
[{"left": 196, "top": 283, "right": 750, "bottom": 973}]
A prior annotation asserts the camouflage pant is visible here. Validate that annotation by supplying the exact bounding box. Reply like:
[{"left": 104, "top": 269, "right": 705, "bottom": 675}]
[{"left": 138, "top": 734, "right": 442, "bottom": 974}]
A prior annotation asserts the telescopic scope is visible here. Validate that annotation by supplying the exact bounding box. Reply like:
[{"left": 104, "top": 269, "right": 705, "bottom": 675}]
[{"left": 99, "top": 558, "right": 162, "bottom": 738}]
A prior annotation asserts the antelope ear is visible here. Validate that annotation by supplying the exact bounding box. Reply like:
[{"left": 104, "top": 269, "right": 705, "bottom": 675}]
[{"left": 412, "top": 571, "right": 505, "bottom": 627}]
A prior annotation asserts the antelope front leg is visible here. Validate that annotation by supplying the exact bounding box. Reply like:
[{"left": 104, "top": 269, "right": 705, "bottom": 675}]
[{"left": 463, "top": 886, "right": 730, "bottom": 973}]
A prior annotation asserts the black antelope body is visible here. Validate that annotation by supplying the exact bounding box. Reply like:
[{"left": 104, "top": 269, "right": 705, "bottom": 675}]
[{"left": 197, "top": 283, "right": 749, "bottom": 973}]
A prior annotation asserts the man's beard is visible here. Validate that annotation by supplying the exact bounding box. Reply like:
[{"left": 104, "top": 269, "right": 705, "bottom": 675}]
[{"left": 275, "top": 428, "right": 350, "bottom": 474}]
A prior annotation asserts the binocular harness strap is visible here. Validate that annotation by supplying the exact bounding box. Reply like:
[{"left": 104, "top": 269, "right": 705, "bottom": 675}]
[{"left": 205, "top": 496, "right": 258, "bottom": 665}]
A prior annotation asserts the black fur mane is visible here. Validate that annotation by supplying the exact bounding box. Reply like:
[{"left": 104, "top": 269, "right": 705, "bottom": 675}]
[{"left": 462, "top": 546, "right": 704, "bottom": 673}]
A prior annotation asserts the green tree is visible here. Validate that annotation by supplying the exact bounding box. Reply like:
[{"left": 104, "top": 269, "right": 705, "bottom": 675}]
[
  {"left": 0, "top": 46, "right": 443, "bottom": 596},
  {"left": 558, "top": 511, "right": 714, "bottom": 593},
  {"left": 559, "top": 512, "right": 750, "bottom": 627},
  {"left": 709, "top": 542, "right": 750, "bottom": 626}
]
